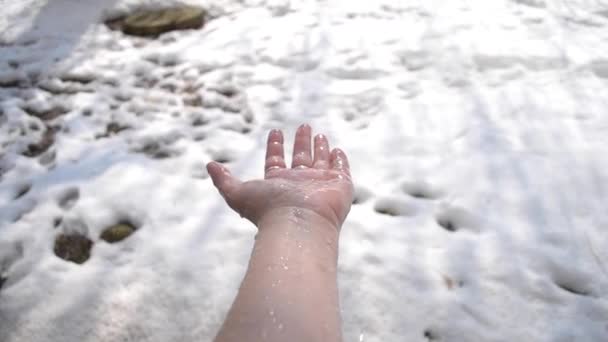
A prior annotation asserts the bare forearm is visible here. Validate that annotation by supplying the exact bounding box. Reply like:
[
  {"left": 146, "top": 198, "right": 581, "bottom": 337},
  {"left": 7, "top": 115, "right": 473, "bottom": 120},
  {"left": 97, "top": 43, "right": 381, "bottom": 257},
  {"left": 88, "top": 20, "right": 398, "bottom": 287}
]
[{"left": 214, "top": 208, "right": 342, "bottom": 342}]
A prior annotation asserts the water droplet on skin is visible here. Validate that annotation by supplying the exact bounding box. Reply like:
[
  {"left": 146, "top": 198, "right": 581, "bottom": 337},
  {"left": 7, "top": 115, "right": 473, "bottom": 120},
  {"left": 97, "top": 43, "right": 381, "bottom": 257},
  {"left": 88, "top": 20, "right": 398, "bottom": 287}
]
[
  {"left": 269, "top": 310, "right": 274, "bottom": 316},
  {"left": 283, "top": 266, "right": 289, "bottom": 270},
  {"left": 278, "top": 323, "right": 284, "bottom": 331}
]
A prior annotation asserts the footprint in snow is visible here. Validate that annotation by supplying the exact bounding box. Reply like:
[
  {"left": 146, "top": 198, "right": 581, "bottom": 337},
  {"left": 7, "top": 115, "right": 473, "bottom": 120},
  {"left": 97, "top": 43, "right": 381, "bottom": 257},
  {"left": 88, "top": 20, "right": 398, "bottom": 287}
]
[
  {"left": 549, "top": 264, "right": 596, "bottom": 298},
  {"left": 131, "top": 133, "right": 183, "bottom": 159},
  {"left": 401, "top": 180, "right": 443, "bottom": 200},
  {"left": 374, "top": 196, "right": 417, "bottom": 217},
  {"left": 352, "top": 185, "right": 373, "bottom": 205},
  {"left": 423, "top": 329, "right": 440, "bottom": 341},
  {"left": 435, "top": 204, "right": 480, "bottom": 233},
  {"left": 13, "top": 182, "right": 32, "bottom": 200},
  {"left": 0, "top": 242, "right": 25, "bottom": 291},
  {"left": 57, "top": 187, "right": 80, "bottom": 210}
]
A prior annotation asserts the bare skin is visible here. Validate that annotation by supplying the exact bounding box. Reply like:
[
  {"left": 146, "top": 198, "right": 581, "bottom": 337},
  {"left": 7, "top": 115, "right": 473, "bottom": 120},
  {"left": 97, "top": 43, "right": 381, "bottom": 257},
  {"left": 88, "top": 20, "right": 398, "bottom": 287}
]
[{"left": 208, "top": 124, "right": 353, "bottom": 342}]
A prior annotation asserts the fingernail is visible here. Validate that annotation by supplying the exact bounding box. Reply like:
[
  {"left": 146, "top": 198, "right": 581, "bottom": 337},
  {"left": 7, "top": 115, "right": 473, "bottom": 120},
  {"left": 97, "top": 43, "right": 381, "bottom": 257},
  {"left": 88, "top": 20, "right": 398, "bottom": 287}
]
[{"left": 269, "top": 129, "right": 283, "bottom": 142}]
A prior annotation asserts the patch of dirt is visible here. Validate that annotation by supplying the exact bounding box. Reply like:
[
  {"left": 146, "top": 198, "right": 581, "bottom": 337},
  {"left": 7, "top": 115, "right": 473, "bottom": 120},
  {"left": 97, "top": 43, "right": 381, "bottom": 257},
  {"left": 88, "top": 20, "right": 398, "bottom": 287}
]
[
  {"left": 183, "top": 94, "right": 203, "bottom": 107},
  {"left": 53, "top": 233, "right": 93, "bottom": 264},
  {"left": 23, "top": 125, "right": 58, "bottom": 158},
  {"left": 95, "top": 122, "right": 131, "bottom": 139}
]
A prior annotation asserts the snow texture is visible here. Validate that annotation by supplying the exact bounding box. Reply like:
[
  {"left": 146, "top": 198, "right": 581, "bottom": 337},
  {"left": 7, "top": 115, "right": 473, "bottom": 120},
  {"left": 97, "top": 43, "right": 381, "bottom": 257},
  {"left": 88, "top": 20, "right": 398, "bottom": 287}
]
[{"left": 1, "top": 0, "right": 608, "bottom": 341}]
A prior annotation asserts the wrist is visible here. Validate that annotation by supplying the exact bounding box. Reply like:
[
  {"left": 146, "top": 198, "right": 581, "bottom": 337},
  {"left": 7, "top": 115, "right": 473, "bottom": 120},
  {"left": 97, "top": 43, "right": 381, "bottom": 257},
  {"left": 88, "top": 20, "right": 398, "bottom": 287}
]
[
  {"left": 257, "top": 207, "right": 340, "bottom": 233},
  {"left": 255, "top": 207, "right": 340, "bottom": 253}
]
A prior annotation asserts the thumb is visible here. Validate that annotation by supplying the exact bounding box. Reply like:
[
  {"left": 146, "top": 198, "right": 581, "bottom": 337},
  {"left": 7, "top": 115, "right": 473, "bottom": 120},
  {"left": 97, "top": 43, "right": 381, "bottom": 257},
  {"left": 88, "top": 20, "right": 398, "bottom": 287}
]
[{"left": 206, "top": 162, "right": 241, "bottom": 200}]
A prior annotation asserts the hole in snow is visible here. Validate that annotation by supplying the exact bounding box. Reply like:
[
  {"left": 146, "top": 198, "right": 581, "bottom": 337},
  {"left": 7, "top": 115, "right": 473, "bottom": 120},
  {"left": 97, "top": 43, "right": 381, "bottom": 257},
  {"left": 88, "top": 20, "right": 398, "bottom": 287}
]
[
  {"left": 435, "top": 205, "right": 480, "bottom": 233},
  {"left": 374, "top": 197, "right": 416, "bottom": 216},
  {"left": 401, "top": 180, "right": 442, "bottom": 200},
  {"left": 555, "top": 282, "right": 590, "bottom": 297},
  {"left": 362, "top": 252, "right": 382, "bottom": 265},
  {"left": 442, "top": 274, "right": 464, "bottom": 290},
  {"left": 423, "top": 329, "right": 439, "bottom": 341},
  {"left": 352, "top": 186, "right": 373, "bottom": 205},
  {"left": 591, "top": 60, "right": 608, "bottom": 79},
  {"left": 57, "top": 187, "right": 80, "bottom": 210},
  {"left": 134, "top": 141, "right": 178, "bottom": 159},
  {"left": 552, "top": 273, "right": 593, "bottom": 297},
  {"left": 191, "top": 115, "right": 208, "bottom": 127},
  {"left": 14, "top": 183, "right": 31, "bottom": 200},
  {"left": 437, "top": 217, "right": 458, "bottom": 232},
  {"left": 214, "top": 156, "right": 232, "bottom": 164}
]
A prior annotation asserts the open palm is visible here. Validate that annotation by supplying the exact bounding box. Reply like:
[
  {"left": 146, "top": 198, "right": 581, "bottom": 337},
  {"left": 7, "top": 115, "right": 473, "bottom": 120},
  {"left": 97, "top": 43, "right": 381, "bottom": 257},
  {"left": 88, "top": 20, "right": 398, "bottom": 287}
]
[{"left": 207, "top": 125, "right": 353, "bottom": 229}]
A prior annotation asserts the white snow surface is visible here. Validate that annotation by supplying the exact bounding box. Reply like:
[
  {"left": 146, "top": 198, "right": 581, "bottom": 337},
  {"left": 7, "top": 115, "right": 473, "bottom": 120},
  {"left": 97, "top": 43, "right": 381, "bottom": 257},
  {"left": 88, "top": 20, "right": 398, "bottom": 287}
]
[{"left": 1, "top": 0, "right": 608, "bottom": 341}]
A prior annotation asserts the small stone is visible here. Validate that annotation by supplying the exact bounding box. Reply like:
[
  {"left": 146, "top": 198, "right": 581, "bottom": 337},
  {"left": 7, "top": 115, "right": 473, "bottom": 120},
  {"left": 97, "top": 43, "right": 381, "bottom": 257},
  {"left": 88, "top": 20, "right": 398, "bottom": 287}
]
[
  {"left": 54, "top": 233, "right": 93, "bottom": 264},
  {"left": 122, "top": 7, "right": 206, "bottom": 37},
  {"left": 100, "top": 223, "right": 136, "bottom": 243}
]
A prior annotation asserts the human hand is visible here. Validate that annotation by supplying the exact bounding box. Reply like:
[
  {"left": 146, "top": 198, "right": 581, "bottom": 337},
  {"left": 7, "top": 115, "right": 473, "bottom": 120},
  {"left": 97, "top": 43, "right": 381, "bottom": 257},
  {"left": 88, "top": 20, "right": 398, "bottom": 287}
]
[{"left": 207, "top": 124, "right": 353, "bottom": 230}]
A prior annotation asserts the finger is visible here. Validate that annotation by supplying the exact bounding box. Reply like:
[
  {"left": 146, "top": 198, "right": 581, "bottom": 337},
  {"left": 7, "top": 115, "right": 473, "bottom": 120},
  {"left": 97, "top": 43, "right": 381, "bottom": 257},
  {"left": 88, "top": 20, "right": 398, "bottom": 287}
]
[
  {"left": 265, "top": 129, "right": 286, "bottom": 173},
  {"left": 313, "top": 134, "right": 330, "bottom": 169},
  {"left": 330, "top": 148, "right": 351, "bottom": 176},
  {"left": 291, "top": 124, "right": 313, "bottom": 168},
  {"left": 207, "top": 161, "right": 241, "bottom": 199}
]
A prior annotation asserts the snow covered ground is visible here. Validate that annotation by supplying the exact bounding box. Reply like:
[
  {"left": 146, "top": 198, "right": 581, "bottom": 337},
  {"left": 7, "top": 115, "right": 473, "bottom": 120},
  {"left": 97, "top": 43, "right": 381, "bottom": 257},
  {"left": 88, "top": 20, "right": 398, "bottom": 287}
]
[{"left": 1, "top": 0, "right": 608, "bottom": 341}]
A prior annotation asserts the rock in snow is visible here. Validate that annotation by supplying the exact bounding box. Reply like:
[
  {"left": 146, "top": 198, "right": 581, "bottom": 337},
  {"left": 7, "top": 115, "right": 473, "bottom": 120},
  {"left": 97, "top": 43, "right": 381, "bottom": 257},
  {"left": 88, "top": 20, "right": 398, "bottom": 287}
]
[
  {"left": 120, "top": 7, "right": 206, "bottom": 36},
  {"left": 53, "top": 233, "right": 93, "bottom": 264},
  {"left": 100, "top": 222, "right": 137, "bottom": 243}
]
